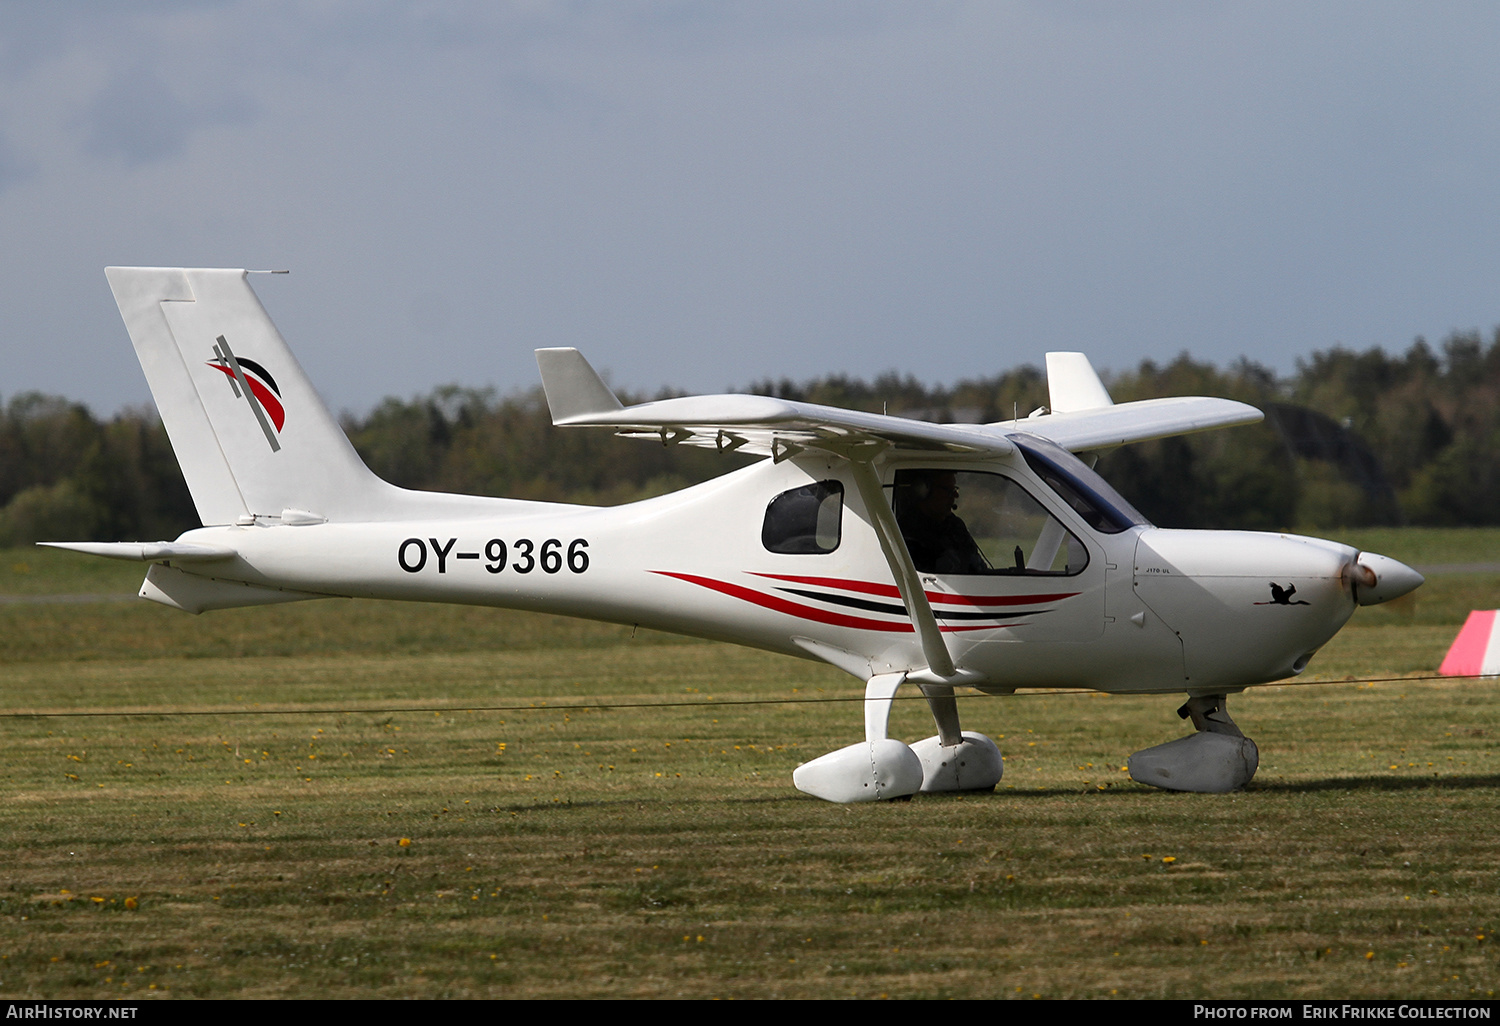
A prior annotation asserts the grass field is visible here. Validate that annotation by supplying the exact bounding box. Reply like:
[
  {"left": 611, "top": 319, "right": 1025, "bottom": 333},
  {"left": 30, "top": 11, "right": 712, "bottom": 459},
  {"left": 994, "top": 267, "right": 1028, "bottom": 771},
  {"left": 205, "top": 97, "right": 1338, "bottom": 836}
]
[{"left": 1, "top": 532, "right": 1498, "bottom": 999}]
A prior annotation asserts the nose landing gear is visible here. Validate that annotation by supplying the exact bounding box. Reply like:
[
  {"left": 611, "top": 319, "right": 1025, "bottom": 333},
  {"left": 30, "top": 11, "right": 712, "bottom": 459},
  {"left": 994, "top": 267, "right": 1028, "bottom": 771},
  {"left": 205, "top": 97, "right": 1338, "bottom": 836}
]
[{"left": 1127, "top": 694, "right": 1259, "bottom": 792}]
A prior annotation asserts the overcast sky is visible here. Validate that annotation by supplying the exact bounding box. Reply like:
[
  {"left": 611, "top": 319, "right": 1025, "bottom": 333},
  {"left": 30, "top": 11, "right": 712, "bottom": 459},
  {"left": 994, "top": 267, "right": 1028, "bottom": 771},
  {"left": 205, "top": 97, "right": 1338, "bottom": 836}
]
[{"left": 2, "top": 1, "right": 1499, "bottom": 417}]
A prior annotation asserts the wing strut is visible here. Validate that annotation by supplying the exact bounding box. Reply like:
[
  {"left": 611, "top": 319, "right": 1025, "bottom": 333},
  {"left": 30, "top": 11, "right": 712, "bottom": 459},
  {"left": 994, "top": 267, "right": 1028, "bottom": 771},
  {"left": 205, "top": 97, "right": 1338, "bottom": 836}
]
[{"left": 845, "top": 450, "right": 955, "bottom": 679}]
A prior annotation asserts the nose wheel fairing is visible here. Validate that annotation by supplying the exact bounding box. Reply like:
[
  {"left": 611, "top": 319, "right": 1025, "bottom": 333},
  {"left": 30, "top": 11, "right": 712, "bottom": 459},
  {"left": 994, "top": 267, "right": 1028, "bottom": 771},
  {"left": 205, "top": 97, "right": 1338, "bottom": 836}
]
[{"left": 1128, "top": 695, "right": 1259, "bottom": 793}]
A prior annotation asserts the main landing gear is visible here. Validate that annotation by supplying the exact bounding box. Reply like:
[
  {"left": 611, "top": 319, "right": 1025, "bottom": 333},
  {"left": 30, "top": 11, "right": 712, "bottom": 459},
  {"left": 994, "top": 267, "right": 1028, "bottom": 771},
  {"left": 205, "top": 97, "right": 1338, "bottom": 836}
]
[
  {"left": 1127, "top": 694, "right": 1259, "bottom": 793},
  {"left": 793, "top": 684, "right": 1259, "bottom": 802},
  {"left": 792, "top": 673, "right": 1004, "bottom": 803}
]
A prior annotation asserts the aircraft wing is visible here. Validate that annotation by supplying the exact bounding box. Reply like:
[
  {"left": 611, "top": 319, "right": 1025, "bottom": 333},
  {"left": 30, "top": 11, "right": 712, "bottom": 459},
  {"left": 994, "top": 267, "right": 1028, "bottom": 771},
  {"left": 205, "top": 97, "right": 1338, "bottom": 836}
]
[
  {"left": 989, "top": 396, "right": 1263, "bottom": 452},
  {"left": 536, "top": 349, "right": 1012, "bottom": 458},
  {"left": 995, "top": 350, "right": 1263, "bottom": 450},
  {"left": 536, "top": 348, "right": 1260, "bottom": 458}
]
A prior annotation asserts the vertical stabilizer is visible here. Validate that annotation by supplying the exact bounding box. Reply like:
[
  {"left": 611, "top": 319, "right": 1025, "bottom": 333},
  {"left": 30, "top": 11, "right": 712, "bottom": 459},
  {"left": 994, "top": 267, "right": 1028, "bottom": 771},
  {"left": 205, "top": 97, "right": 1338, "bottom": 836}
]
[{"left": 106, "top": 267, "right": 391, "bottom": 525}]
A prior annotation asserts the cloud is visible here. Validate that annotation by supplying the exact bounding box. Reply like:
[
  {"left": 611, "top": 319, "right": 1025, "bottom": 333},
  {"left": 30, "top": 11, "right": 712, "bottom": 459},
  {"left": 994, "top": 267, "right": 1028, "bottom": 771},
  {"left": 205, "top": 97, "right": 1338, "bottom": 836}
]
[
  {"left": 5, "top": 2, "right": 1500, "bottom": 418},
  {"left": 80, "top": 63, "right": 254, "bottom": 166}
]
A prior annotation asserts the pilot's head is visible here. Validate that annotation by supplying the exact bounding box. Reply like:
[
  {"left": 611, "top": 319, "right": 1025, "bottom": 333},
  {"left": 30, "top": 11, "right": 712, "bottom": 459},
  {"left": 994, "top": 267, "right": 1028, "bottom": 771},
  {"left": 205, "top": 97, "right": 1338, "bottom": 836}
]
[{"left": 912, "top": 470, "right": 959, "bottom": 520}]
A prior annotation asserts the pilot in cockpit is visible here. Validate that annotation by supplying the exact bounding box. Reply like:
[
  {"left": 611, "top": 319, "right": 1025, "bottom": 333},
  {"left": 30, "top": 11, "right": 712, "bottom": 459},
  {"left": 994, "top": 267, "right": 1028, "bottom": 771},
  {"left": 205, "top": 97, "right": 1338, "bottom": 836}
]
[{"left": 894, "top": 469, "right": 992, "bottom": 575}]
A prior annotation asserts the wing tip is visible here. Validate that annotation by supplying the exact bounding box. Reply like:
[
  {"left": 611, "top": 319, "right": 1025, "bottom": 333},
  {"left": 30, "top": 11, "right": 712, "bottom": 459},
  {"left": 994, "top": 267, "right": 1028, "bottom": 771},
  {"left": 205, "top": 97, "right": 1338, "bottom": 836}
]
[{"left": 535, "top": 348, "right": 624, "bottom": 423}]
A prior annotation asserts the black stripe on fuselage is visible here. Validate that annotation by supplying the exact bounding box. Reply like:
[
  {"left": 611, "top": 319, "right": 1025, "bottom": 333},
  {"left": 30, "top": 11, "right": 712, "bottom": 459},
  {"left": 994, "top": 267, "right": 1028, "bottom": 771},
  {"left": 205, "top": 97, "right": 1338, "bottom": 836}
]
[{"left": 774, "top": 587, "right": 1044, "bottom": 622}]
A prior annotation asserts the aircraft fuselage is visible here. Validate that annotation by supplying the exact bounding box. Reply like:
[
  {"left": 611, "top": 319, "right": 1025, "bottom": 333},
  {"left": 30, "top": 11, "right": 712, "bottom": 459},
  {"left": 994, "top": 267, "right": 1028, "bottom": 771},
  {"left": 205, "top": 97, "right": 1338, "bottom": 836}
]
[{"left": 151, "top": 449, "right": 1366, "bottom": 697}]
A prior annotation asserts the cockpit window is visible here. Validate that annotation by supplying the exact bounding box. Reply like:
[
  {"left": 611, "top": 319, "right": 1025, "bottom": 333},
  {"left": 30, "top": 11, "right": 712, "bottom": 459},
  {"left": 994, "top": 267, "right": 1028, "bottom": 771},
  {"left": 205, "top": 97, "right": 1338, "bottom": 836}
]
[
  {"left": 1011, "top": 433, "right": 1151, "bottom": 535},
  {"left": 892, "top": 469, "right": 1088, "bottom": 576},
  {"left": 762, "top": 480, "right": 844, "bottom": 554}
]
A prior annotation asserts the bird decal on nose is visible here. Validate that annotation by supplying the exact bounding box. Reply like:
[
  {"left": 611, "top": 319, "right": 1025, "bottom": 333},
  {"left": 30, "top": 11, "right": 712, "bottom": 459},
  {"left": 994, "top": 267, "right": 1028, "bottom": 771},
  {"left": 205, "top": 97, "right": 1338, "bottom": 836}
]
[{"left": 1257, "top": 583, "right": 1311, "bottom": 606}]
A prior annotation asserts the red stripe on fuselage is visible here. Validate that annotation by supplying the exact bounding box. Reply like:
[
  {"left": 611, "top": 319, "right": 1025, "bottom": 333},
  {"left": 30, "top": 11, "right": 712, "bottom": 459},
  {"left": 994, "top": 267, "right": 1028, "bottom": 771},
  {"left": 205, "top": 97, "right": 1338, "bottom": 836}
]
[
  {"left": 750, "top": 572, "right": 1076, "bottom": 607},
  {"left": 654, "top": 572, "right": 1019, "bottom": 633}
]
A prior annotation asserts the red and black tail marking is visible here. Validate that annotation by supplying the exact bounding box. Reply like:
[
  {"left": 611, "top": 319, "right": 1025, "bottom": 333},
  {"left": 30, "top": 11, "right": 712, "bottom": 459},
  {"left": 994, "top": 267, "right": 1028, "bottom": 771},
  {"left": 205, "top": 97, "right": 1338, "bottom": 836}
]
[
  {"left": 207, "top": 359, "right": 286, "bottom": 431},
  {"left": 207, "top": 335, "right": 285, "bottom": 450}
]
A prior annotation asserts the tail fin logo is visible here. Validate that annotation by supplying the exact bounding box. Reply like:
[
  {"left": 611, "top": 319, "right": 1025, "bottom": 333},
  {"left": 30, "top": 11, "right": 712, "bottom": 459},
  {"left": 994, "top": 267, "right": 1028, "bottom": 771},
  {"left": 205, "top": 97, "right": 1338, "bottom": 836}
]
[{"left": 207, "top": 335, "right": 285, "bottom": 452}]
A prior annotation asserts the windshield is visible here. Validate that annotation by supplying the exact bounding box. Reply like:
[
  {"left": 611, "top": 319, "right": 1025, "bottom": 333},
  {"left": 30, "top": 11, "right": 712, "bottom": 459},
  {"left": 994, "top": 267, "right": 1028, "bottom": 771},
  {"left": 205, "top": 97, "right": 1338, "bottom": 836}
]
[{"left": 1010, "top": 433, "right": 1151, "bottom": 535}]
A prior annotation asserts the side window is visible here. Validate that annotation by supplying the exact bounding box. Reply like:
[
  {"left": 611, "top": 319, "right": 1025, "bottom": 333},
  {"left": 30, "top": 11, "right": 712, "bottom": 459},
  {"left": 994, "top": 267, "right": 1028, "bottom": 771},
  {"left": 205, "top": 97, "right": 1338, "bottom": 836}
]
[
  {"left": 762, "top": 480, "right": 844, "bottom": 554},
  {"left": 892, "top": 469, "right": 1088, "bottom": 576}
]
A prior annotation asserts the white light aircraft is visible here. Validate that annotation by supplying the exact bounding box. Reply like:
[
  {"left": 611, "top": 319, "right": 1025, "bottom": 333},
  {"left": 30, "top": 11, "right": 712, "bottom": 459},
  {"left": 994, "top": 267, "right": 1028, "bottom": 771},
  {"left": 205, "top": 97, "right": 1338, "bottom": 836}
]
[{"left": 46, "top": 267, "right": 1425, "bottom": 802}]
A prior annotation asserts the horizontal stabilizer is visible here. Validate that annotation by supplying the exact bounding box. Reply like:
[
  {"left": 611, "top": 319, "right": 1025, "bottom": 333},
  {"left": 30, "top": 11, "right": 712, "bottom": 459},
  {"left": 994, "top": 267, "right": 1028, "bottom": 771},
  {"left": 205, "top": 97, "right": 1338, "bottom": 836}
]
[
  {"left": 39, "top": 541, "right": 237, "bottom": 563},
  {"left": 1439, "top": 610, "right": 1500, "bottom": 677}
]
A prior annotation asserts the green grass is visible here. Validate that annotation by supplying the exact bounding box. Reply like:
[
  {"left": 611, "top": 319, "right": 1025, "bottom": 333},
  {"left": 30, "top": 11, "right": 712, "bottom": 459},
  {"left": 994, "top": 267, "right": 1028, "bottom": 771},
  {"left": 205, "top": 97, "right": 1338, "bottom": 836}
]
[{"left": 0, "top": 540, "right": 1498, "bottom": 999}]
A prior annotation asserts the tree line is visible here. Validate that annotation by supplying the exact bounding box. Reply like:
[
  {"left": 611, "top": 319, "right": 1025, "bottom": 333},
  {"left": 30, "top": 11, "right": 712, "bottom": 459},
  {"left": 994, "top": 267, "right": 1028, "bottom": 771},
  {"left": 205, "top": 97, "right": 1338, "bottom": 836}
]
[{"left": 2, "top": 329, "right": 1497, "bottom": 546}]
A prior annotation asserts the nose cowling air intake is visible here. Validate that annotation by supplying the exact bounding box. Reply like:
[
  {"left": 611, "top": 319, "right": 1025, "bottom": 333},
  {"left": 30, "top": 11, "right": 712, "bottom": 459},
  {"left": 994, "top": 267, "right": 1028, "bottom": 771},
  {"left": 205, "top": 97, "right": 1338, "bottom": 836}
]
[{"left": 1347, "top": 552, "right": 1424, "bottom": 606}]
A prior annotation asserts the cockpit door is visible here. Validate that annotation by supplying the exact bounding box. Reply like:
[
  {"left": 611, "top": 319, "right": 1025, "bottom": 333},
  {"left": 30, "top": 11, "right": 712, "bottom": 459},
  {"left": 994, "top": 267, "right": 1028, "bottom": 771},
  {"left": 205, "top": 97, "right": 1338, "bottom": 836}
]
[{"left": 889, "top": 467, "right": 1107, "bottom": 643}]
